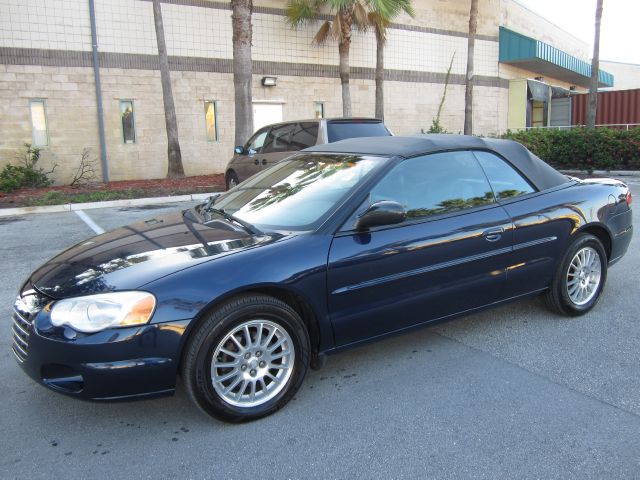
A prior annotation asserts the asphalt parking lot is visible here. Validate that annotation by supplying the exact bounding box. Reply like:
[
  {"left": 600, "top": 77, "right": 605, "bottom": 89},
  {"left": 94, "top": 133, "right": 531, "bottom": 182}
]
[{"left": 2, "top": 182, "right": 640, "bottom": 480}]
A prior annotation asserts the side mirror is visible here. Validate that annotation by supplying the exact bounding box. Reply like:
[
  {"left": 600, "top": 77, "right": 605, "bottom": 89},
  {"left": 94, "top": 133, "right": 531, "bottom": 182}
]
[
  {"left": 354, "top": 200, "right": 406, "bottom": 231},
  {"left": 234, "top": 145, "right": 246, "bottom": 155}
]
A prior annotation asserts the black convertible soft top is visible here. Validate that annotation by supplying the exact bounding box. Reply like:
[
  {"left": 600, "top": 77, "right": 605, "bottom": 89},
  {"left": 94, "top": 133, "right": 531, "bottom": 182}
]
[{"left": 304, "top": 134, "right": 569, "bottom": 191}]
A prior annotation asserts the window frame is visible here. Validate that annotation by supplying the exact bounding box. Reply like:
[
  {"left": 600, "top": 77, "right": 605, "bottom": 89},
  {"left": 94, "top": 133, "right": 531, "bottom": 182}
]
[
  {"left": 203, "top": 99, "right": 219, "bottom": 142},
  {"left": 261, "top": 122, "right": 296, "bottom": 154},
  {"left": 314, "top": 101, "right": 325, "bottom": 119},
  {"left": 29, "top": 99, "right": 49, "bottom": 147},
  {"left": 119, "top": 99, "right": 136, "bottom": 145},
  {"left": 289, "top": 121, "right": 319, "bottom": 150},
  {"left": 471, "top": 149, "right": 538, "bottom": 205},
  {"left": 244, "top": 126, "right": 271, "bottom": 154},
  {"left": 337, "top": 149, "right": 506, "bottom": 234}
]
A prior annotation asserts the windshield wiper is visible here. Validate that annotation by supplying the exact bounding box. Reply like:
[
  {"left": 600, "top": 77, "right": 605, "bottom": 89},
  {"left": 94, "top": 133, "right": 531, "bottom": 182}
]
[{"left": 203, "top": 206, "right": 263, "bottom": 235}]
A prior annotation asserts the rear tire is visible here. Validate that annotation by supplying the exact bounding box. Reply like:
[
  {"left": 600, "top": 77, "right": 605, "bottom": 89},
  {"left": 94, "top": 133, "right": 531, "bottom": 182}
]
[
  {"left": 182, "top": 294, "right": 310, "bottom": 423},
  {"left": 544, "top": 233, "right": 607, "bottom": 316}
]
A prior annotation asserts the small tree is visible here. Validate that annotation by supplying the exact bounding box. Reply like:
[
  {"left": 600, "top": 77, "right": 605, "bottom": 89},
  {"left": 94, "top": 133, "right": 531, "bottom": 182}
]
[
  {"left": 587, "top": 0, "right": 604, "bottom": 129},
  {"left": 427, "top": 53, "right": 455, "bottom": 134}
]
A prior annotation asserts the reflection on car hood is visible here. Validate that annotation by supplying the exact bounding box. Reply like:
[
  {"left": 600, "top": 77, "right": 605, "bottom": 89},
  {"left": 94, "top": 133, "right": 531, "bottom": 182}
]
[{"left": 29, "top": 210, "right": 284, "bottom": 299}]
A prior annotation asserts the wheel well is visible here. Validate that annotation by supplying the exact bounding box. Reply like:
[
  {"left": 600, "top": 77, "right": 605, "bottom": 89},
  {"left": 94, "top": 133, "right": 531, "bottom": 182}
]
[
  {"left": 580, "top": 225, "right": 612, "bottom": 260},
  {"left": 177, "top": 287, "right": 322, "bottom": 373},
  {"left": 225, "top": 169, "right": 236, "bottom": 180}
]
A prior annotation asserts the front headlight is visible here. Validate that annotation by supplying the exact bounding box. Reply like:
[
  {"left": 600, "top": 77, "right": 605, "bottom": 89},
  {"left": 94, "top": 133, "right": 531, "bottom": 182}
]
[{"left": 49, "top": 291, "right": 156, "bottom": 333}]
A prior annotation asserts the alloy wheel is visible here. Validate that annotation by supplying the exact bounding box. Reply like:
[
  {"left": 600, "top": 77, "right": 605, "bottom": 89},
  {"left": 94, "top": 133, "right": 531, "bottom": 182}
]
[{"left": 211, "top": 320, "right": 295, "bottom": 408}]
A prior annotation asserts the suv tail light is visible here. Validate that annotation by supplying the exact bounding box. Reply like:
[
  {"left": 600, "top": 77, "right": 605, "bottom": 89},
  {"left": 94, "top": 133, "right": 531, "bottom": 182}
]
[{"left": 626, "top": 191, "right": 633, "bottom": 206}]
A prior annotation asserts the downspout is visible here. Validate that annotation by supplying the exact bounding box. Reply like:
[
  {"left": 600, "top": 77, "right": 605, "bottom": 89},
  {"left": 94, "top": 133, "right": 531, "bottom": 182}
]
[{"left": 88, "top": 0, "right": 109, "bottom": 182}]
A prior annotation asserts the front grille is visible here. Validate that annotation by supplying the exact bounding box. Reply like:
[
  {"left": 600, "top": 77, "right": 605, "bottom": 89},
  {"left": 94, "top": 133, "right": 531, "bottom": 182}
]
[
  {"left": 12, "top": 309, "right": 32, "bottom": 362},
  {"left": 11, "top": 288, "right": 50, "bottom": 363}
]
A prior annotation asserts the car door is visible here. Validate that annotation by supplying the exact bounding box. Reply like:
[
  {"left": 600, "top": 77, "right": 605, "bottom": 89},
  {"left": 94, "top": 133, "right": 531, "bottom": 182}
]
[
  {"left": 327, "top": 150, "right": 514, "bottom": 347},
  {"left": 233, "top": 127, "right": 270, "bottom": 183},
  {"left": 259, "top": 123, "right": 297, "bottom": 169},
  {"left": 473, "top": 151, "right": 574, "bottom": 297}
]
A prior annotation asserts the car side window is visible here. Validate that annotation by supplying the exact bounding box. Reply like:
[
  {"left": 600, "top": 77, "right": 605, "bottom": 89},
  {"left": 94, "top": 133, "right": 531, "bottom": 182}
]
[
  {"left": 359, "top": 151, "right": 496, "bottom": 223},
  {"left": 290, "top": 122, "right": 319, "bottom": 150},
  {"left": 246, "top": 128, "right": 269, "bottom": 154},
  {"left": 474, "top": 151, "right": 536, "bottom": 200},
  {"left": 262, "top": 124, "right": 296, "bottom": 153}
]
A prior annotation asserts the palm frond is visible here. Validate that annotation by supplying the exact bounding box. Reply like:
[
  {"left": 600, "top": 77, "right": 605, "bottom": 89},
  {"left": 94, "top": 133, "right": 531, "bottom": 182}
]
[
  {"left": 352, "top": 0, "right": 370, "bottom": 32},
  {"left": 326, "top": 0, "right": 357, "bottom": 12},
  {"left": 330, "top": 12, "right": 343, "bottom": 42},
  {"left": 368, "top": 11, "right": 389, "bottom": 42},
  {"left": 285, "top": 0, "right": 321, "bottom": 27},
  {"left": 313, "top": 20, "right": 332, "bottom": 44},
  {"left": 366, "top": 0, "right": 415, "bottom": 22}
]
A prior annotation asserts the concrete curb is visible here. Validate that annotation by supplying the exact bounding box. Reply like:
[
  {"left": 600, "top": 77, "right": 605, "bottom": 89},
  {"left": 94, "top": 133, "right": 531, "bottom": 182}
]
[
  {"left": 560, "top": 169, "right": 640, "bottom": 177},
  {"left": 0, "top": 192, "right": 218, "bottom": 218}
]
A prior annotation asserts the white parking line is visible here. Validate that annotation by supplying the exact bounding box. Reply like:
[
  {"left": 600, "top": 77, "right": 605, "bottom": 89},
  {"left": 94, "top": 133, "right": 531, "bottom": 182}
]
[{"left": 74, "top": 209, "right": 105, "bottom": 235}]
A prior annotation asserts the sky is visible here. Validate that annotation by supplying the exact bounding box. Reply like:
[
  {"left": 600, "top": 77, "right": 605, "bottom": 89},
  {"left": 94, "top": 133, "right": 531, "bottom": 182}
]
[{"left": 516, "top": 0, "right": 640, "bottom": 64}]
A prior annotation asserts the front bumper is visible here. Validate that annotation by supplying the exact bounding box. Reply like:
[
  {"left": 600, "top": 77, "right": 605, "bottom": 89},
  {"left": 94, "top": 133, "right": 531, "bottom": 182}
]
[{"left": 13, "top": 304, "right": 191, "bottom": 401}]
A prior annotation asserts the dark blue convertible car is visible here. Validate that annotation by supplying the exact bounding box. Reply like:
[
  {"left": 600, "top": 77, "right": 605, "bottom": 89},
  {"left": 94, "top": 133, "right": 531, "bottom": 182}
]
[{"left": 12, "top": 135, "right": 633, "bottom": 422}]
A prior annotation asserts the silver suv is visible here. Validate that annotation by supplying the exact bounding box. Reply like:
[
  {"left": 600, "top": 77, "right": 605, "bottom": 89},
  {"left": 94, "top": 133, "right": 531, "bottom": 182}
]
[{"left": 224, "top": 118, "right": 391, "bottom": 189}]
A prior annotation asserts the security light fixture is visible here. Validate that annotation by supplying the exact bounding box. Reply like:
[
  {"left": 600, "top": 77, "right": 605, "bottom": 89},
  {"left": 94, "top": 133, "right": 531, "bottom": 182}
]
[{"left": 262, "top": 76, "right": 277, "bottom": 87}]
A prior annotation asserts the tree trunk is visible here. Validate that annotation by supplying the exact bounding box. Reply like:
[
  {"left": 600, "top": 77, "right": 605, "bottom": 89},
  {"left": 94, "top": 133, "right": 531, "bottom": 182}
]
[
  {"left": 464, "top": 0, "right": 478, "bottom": 136},
  {"left": 338, "top": 9, "right": 352, "bottom": 117},
  {"left": 152, "top": 0, "right": 184, "bottom": 178},
  {"left": 587, "top": 0, "right": 603, "bottom": 129},
  {"left": 232, "top": 0, "right": 254, "bottom": 146},
  {"left": 374, "top": 27, "right": 384, "bottom": 120}
]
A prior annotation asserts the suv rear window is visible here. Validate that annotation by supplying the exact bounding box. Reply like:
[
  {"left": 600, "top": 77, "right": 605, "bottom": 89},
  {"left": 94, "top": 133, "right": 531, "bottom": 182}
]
[{"left": 326, "top": 121, "right": 390, "bottom": 142}]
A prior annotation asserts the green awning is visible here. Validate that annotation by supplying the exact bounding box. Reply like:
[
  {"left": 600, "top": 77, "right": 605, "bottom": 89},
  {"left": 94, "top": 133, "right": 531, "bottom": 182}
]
[{"left": 499, "top": 27, "right": 614, "bottom": 88}]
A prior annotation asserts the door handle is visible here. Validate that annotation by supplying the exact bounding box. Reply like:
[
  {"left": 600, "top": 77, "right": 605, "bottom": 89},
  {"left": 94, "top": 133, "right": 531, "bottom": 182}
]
[
  {"left": 262, "top": 159, "right": 267, "bottom": 165},
  {"left": 254, "top": 158, "right": 259, "bottom": 165},
  {"left": 482, "top": 228, "right": 504, "bottom": 242}
]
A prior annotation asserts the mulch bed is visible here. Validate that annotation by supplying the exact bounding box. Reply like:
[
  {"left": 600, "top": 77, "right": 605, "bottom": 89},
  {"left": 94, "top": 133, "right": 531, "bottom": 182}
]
[{"left": 0, "top": 174, "right": 225, "bottom": 208}]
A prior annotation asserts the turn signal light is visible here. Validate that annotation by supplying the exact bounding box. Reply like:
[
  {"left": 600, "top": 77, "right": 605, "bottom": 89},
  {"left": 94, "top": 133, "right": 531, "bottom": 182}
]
[{"left": 626, "top": 191, "right": 633, "bottom": 206}]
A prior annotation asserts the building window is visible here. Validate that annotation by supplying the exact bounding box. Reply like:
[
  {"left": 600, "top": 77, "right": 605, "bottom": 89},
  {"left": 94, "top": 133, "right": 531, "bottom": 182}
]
[
  {"left": 204, "top": 100, "right": 218, "bottom": 141},
  {"left": 29, "top": 99, "right": 49, "bottom": 147},
  {"left": 314, "top": 102, "right": 324, "bottom": 119},
  {"left": 120, "top": 100, "right": 136, "bottom": 144}
]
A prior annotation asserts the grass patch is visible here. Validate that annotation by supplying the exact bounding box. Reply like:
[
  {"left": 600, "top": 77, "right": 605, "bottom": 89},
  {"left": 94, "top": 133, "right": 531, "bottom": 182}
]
[
  {"left": 25, "top": 189, "right": 144, "bottom": 206},
  {"left": 22, "top": 186, "right": 221, "bottom": 206}
]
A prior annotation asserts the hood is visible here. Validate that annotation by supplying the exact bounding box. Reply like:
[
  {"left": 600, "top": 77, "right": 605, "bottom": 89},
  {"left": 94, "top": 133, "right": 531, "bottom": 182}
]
[{"left": 29, "top": 209, "right": 283, "bottom": 299}]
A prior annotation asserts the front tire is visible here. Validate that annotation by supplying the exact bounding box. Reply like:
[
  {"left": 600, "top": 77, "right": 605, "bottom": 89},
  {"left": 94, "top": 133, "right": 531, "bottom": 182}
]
[
  {"left": 225, "top": 170, "right": 239, "bottom": 190},
  {"left": 182, "top": 294, "right": 310, "bottom": 422},
  {"left": 544, "top": 233, "right": 607, "bottom": 316}
]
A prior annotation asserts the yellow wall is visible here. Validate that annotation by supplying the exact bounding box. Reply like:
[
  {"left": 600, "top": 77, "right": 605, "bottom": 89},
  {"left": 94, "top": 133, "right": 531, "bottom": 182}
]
[{"left": 507, "top": 79, "right": 527, "bottom": 130}]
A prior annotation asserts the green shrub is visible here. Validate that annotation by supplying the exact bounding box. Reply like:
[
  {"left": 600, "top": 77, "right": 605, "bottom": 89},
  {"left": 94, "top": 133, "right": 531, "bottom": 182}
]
[
  {"left": 502, "top": 128, "right": 640, "bottom": 171},
  {"left": 0, "top": 144, "right": 57, "bottom": 193}
]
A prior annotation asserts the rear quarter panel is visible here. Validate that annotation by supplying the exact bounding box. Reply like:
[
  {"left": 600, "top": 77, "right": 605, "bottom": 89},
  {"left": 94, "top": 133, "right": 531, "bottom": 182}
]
[{"left": 501, "top": 179, "right": 630, "bottom": 295}]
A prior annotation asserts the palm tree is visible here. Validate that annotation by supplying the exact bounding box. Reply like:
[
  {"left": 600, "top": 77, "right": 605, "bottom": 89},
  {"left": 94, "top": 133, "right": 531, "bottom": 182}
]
[
  {"left": 463, "top": 0, "right": 478, "bottom": 135},
  {"left": 369, "top": 0, "right": 414, "bottom": 120},
  {"left": 587, "top": 0, "right": 604, "bottom": 129},
  {"left": 152, "top": 0, "right": 184, "bottom": 178},
  {"left": 232, "top": 0, "right": 254, "bottom": 145},
  {"left": 286, "top": 0, "right": 384, "bottom": 117}
]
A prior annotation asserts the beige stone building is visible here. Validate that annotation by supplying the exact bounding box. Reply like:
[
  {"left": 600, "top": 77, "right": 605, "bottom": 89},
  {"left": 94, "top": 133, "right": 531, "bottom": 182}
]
[{"left": 0, "top": 0, "right": 613, "bottom": 183}]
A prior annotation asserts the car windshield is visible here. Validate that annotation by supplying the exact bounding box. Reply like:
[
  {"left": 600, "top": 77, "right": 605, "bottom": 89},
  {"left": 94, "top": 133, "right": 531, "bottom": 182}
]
[
  {"left": 211, "top": 153, "right": 385, "bottom": 231},
  {"left": 326, "top": 121, "right": 390, "bottom": 142}
]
